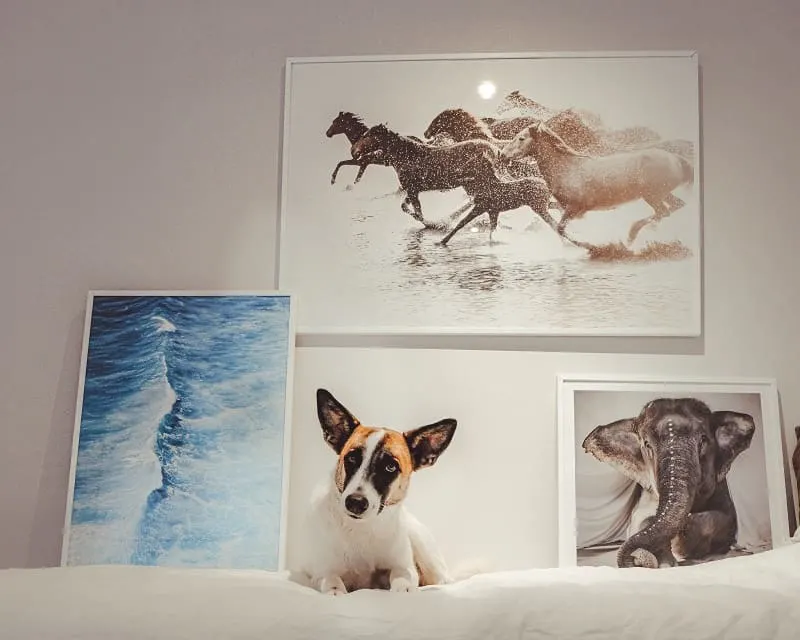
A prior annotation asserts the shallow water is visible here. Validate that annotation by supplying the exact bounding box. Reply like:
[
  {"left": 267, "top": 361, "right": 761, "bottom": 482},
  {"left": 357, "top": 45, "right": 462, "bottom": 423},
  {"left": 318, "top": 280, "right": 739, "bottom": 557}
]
[
  {"left": 66, "top": 295, "right": 291, "bottom": 569},
  {"left": 284, "top": 171, "right": 700, "bottom": 335}
]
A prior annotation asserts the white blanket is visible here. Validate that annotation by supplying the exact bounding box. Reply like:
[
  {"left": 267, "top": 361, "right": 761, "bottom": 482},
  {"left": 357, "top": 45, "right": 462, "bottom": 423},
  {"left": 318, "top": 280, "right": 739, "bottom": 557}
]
[{"left": 2, "top": 544, "right": 799, "bottom": 639}]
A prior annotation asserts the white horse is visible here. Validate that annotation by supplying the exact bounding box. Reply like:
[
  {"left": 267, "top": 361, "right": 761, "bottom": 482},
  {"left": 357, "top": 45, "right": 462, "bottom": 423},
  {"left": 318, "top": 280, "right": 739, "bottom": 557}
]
[{"left": 501, "top": 121, "right": 694, "bottom": 243}]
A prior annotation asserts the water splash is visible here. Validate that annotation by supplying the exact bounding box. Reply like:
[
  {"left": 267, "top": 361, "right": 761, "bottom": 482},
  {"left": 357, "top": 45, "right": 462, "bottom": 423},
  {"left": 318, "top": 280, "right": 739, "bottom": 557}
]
[
  {"left": 152, "top": 316, "right": 177, "bottom": 333},
  {"left": 583, "top": 240, "right": 692, "bottom": 263}
]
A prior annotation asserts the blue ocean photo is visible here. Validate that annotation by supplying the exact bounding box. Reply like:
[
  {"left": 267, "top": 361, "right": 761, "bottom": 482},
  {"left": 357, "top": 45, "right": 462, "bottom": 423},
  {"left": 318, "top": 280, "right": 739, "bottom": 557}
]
[{"left": 64, "top": 293, "right": 293, "bottom": 570}]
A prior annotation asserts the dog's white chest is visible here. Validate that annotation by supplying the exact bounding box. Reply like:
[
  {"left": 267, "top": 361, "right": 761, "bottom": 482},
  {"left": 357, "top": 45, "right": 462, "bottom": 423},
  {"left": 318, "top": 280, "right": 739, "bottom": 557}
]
[
  {"left": 332, "top": 506, "right": 410, "bottom": 564},
  {"left": 304, "top": 486, "right": 415, "bottom": 590}
]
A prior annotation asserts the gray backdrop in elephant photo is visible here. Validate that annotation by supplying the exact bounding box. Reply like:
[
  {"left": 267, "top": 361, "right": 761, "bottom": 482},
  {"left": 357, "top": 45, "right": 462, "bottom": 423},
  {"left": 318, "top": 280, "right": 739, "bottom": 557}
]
[{"left": 557, "top": 376, "right": 792, "bottom": 569}]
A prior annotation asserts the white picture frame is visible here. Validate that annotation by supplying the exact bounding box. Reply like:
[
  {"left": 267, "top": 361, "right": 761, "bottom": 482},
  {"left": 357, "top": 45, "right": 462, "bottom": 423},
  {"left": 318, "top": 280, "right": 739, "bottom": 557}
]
[
  {"left": 278, "top": 50, "right": 702, "bottom": 337},
  {"left": 61, "top": 290, "right": 297, "bottom": 571},
  {"left": 556, "top": 373, "right": 792, "bottom": 568}
]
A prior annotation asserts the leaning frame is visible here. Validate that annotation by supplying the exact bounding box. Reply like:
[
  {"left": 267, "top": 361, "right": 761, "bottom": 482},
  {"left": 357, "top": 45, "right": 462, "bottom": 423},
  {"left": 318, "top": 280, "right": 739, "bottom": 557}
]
[
  {"left": 61, "top": 289, "right": 297, "bottom": 572},
  {"left": 556, "top": 373, "right": 792, "bottom": 569}
]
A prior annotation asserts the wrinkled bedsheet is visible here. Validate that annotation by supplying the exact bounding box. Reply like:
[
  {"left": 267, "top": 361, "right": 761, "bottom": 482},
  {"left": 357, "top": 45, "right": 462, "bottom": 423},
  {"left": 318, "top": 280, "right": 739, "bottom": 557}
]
[{"left": 2, "top": 543, "right": 799, "bottom": 639}]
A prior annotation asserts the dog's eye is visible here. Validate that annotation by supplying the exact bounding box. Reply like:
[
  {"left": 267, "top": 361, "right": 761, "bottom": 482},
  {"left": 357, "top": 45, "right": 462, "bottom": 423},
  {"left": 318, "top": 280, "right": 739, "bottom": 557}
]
[{"left": 385, "top": 462, "right": 397, "bottom": 473}]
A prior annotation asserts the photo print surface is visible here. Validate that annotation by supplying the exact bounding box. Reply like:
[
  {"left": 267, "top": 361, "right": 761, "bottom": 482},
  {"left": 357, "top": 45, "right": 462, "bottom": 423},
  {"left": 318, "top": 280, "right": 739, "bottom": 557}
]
[
  {"left": 558, "top": 377, "right": 791, "bottom": 569},
  {"left": 279, "top": 52, "right": 701, "bottom": 336},
  {"left": 62, "top": 292, "right": 295, "bottom": 571}
]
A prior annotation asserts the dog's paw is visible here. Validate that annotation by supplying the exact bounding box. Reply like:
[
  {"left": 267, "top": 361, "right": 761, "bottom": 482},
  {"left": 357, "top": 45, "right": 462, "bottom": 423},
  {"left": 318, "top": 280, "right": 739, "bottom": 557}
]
[
  {"left": 389, "top": 576, "right": 417, "bottom": 593},
  {"left": 320, "top": 576, "right": 348, "bottom": 596},
  {"left": 324, "top": 584, "right": 348, "bottom": 596}
]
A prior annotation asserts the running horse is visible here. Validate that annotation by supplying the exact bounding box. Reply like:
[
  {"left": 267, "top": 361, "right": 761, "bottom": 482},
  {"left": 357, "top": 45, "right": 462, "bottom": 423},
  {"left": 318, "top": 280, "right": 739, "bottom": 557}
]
[
  {"left": 501, "top": 121, "right": 694, "bottom": 243},
  {"left": 326, "top": 111, "right": 452, "bottom": 186},
  {"left": 351, "top": 123, "right": 509, "bottom": 227},
  {"left": 437, "top": 175, "right": 568, "bottom": 247},
  {"left": 327, "top": 111, "right": 402, "bottom": 186}
]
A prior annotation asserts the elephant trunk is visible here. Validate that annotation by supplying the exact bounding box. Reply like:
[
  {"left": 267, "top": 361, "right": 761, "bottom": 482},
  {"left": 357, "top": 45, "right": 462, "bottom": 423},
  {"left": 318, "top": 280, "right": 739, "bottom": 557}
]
[{"left": 617, "top": 441, "right": 701, "bottom": 568}]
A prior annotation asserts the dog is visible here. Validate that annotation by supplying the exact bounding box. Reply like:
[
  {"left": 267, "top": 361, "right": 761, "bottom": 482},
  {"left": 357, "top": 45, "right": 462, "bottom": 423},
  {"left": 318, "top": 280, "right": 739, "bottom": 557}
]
[{"left": 299, "top": 388, "right": 458, "bottom": 596}]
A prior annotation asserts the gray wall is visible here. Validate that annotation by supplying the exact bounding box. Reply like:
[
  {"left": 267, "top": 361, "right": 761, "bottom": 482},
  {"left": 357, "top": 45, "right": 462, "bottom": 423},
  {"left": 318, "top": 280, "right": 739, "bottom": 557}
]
[{"left": 1, "top": 0, "right": 798, "bottom": 569}]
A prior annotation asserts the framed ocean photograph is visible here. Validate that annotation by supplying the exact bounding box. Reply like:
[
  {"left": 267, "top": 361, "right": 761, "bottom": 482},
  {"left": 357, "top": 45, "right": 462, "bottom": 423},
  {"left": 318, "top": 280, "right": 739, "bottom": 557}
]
[
  {"left": 61, "top": 291, "right": 296, "bottom": 571},
  {"left": 556, "top": 374, "right": 792, "bottom": 569},
  {"left": 278, "top": 51, "right": 702, "bottom": 337}
]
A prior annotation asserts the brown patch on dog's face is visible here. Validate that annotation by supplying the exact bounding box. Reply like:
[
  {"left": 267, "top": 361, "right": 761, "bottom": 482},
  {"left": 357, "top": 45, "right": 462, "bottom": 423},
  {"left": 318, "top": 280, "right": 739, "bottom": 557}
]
[
  {"left": 381, "top": 431, "right": 414, "bottom": 477},
  {"left": 379, "top": 430, "right": 414, "bottom": 506}
]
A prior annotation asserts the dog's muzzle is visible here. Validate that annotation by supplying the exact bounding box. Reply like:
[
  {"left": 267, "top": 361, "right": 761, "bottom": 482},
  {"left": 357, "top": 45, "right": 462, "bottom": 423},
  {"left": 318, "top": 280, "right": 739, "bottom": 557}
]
[{"left": 344, "top": 494, "right": 369, "bottom": 518}]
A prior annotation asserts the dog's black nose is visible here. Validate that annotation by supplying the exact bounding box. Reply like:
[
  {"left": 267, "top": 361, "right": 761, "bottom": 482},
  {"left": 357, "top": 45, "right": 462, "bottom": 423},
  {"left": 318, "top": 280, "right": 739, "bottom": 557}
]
[{"left": 345, "top": 494, "right": 369, "bottom": 516}]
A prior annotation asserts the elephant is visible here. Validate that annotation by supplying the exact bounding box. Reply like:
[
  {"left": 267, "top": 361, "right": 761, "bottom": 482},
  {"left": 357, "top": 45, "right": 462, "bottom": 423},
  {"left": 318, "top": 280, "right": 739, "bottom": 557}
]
[{"left": 582, "top": 397, "right": 756, "bottom": 569}]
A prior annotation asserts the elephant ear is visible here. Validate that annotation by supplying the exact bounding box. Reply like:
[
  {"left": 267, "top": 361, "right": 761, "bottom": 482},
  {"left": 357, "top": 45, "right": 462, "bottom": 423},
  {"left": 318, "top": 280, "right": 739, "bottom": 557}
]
[
  {"left": 582, "top": 418, "right": 650, "bottom": 490},
  {"left": 712, "top": 411, "right": 756, "bottom": 482}
]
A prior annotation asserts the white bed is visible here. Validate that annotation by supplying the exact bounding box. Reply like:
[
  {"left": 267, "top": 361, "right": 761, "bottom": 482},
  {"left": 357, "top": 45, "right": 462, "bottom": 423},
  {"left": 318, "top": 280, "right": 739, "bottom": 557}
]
[{"left": 2, "top": 543, "right": 799, "bottom": 639}]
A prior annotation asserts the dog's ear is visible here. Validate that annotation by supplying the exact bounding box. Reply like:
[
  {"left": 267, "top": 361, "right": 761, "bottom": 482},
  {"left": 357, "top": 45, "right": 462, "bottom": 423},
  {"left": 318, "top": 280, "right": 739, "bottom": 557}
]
[
  {"left": 404, "top": 419, "right": 457, "bottom": 470},
  {"left": 316, "top": 388, "right": 360, "bottom": 453}
]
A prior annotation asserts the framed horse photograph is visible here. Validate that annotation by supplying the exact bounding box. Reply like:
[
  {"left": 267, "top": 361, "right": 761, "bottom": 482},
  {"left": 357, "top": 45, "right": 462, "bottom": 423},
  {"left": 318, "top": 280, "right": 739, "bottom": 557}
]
[
  {"left": 278, "top": 51, "right": 702, "bottom": 337},
  {"left": 556, "top": 374, "right": 794, "bottom": 570}
]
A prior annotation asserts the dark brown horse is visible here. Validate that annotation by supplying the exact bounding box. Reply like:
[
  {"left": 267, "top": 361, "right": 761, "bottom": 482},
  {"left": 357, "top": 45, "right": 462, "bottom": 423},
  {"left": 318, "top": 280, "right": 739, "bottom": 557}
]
[
  {"left": 423, "top": 108, "right": 544, "bottom": 178},
  {"left": 438, "top": 175, "right": 563, "bottom": 246},
  {"left": 422, "top": 108, "right": 564, "bottom": 213},
  {"left": 422, "top": 107, "right": 555, "bottom": 144},
  {"left": 326, "top": 111, "right": 383, "bottom": 185},
  {"left": 326, "top": 111, "right": 436, "bottom": 186},
  {"left": 351, "top": 124, "right": 508, "bottom": 226},
  {"left": 424, "top": 108, "right": 510, "bottom": 145}
]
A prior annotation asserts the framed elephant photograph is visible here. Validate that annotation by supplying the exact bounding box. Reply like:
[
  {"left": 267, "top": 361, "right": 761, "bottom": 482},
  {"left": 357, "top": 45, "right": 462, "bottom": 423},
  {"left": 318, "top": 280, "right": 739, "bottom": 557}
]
[{"left": 556, "top": 374, "right": 793, "bottom": 569}]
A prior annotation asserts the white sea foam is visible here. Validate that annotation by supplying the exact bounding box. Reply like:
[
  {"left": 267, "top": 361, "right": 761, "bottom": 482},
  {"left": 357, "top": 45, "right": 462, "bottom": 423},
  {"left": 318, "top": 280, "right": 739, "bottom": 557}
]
[
  {"left": 70, "top": 298, "right": 291, "bottom": 570},
  {"left": 134, "top": 362, "right": 286, "bottom": 569},
  {"left": 152, "top": 315, "right": 177, "bottom": 333},
  {"left": 66, "top": 356, "right": 175, "bottom": 566}
]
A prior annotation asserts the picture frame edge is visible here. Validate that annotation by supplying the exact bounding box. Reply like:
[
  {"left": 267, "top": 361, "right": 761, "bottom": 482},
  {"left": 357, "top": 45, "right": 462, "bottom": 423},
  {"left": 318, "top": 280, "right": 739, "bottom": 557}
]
[
  {"left": 60, "top": 290, "right": 97, "bottom": 567},
  {"left": 277, "top": 51, "right": 703, "bottom": 338},
  {"left": 555, "top": 372, "right": 791, "bottom": 569},
  {"left": 276, "top": 293, "right": 298, "bottom": 572},
  {"left": 60, "top": 289, "right": 299, "bottom": 572}
]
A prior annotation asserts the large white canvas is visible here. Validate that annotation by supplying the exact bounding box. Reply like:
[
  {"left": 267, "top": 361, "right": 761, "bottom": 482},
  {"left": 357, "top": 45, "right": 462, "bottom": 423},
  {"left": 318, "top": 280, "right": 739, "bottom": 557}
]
[
  {"left": 556, "top": 375, "right": 792, "bottom": 569},
  {"left": 278, "top": 52, "right": 701, "bottom": 336}
]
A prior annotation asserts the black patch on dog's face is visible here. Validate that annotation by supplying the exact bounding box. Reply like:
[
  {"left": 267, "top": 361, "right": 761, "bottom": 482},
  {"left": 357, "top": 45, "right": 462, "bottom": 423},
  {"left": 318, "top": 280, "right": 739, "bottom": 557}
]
[{"left": 368, "top": 448, "right": 400, "bottom": 507}]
